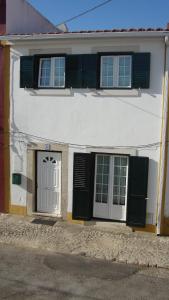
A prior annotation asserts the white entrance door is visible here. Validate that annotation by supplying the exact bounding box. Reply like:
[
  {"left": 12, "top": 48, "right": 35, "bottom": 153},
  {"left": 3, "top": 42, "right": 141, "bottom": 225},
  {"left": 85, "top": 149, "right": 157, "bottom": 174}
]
[
  {"left": 93, "top": 154, "right": 129, "bottom": 221},
  {"left": 37, "top": 151, "right": 61, "bottom": 215}
]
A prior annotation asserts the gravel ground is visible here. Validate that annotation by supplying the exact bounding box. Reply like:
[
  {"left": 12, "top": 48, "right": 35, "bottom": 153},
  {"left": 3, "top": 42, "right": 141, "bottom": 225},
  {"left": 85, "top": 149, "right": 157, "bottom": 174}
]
[{"left": 0, "top": 213, "right": 169, "bottom": 268}]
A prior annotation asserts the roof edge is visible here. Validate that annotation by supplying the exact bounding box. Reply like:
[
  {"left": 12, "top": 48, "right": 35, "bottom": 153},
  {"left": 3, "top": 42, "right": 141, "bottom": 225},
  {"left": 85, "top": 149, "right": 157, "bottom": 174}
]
[{"left": 1, "top": 30, "right": 169, "bottom": 41}]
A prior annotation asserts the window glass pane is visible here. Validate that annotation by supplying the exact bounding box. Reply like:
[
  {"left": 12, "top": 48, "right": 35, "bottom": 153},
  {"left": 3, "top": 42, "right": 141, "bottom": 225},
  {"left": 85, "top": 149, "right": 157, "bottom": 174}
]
[
  {"left": 118, "top": 56, "right": 131, "bottom": 87},
  {"left": 113, "top": 195, "right": 118, "bottom": 205},
  {"left": 121, "top": 167, "right": 127, "bottom": 176},
  {"left": 114, "top": 157, "right": 120, "bottom": 165},
  {"left": 101, "top": 56, "right": 113, "bottom": 88},
  {"left": 124, "top": 56, "right": 131, "bottom": 67},
  {"left": 120, "top": 197, "right": 125, "bottom": 206},
  {"left": 54, "top": 57, "right": 65, "bottom": 87},
  {"left": 102, "top": 194, "right": 108, "bottom": 203},
  {"left": 96, "top": 194, "right": 101, "bottom": 203},
  {"left": 102, "top": 77, "right": 108, "bottom": 87},
  {"left": 103, "top": 164, "right": 109, "bottom": 174},
  {"left": 120, "top": 187, "right": 126, "bottom": 196},
  {"left": 97, "top": 164, "right": 103, "bottom": 174},
  {"left": 96, "top": 175, "right": 102, "bottom": 183},
  {"left": 103, "top": 185, "right": 108, "bottom": 194},
  {"left": 114, "top": 176, "right": 120, "bottom": 185},
  {"left": 119, "top": 77, "right": 130, "bottom": 87},
  {"left": 104, "top": 156, "right": 110, "bottom": 165},
  {"left": 97, "top": 155, "right": 103, "bottom": 164},
  {"left": 103, "top": 175, "right": 109, "bottom": 184},
  {"left": 121, "top": 157, "right": 128, "bottom": 166},
  {"left": 120, "top": 177, "right": 126, "bottom": 186},
  {"left": 107, "top": 67, "right": 113, "bottom": 76},
  {"left": 114, "top": 167, "right": 120, "bottom": 176},
  {"left": 39, "top": 59, "right": 51, "bottom": 87},
  {"left": 119, "top": 66, "right": 125, "bottom": 76},
  {"left": 125, "top": 66, "right": 131, "bottom": 76},
  {"left": 96, "top": 184, "right": 102, "bottom": 193},
  {"left": 113, "top": 186, "right": 119, "bottom": 195}
]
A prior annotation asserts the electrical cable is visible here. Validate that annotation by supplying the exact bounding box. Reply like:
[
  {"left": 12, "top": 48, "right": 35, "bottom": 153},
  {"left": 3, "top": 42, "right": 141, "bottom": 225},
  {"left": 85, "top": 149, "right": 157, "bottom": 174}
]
[
  {"left": 0, "top": 130, "right": 164, "bottom": 149},
  {"left": 56, "top": 0, "right": 113, "bottom": 26},
  {"left": 9, "top": 130, "right": 162, "bottom": 150}
]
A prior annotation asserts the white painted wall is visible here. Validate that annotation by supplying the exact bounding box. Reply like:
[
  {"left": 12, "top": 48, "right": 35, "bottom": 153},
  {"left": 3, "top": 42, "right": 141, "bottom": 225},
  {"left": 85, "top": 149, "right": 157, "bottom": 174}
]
[
  {"left": 6, "top": 0, "right": 57, "bottom": 34},
  {"left": 10, "top": 37, "right": 164, "bottom": 224}
]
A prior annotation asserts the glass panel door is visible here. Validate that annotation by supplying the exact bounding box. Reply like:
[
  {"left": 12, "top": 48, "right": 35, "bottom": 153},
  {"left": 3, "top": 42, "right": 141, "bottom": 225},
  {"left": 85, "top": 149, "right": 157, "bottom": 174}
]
[
  {"left": 111, "top": 156, "right": 129, "bottom": 221},
  {"left": 93, "top": 154, "right": 110, "bottom": 219},
  {"left": 93, "top": 154, "right": 129, "bottom": 221}
]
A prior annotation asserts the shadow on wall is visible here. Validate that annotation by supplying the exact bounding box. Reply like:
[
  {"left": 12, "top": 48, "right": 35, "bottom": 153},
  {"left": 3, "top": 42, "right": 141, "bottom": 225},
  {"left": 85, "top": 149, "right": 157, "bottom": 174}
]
[
  {"left": 13, "top": 174, "right": 33, "bottom": 194},
  {"left": 146, "top": 158, "right": 159, "bottom": 224}
]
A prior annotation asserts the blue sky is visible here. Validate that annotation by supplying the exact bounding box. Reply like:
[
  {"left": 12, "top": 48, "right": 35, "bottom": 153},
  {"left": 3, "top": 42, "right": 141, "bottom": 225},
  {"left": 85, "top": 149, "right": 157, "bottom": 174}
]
[{"left": 27, "top": 0, "right": 169, "bottom": 31}]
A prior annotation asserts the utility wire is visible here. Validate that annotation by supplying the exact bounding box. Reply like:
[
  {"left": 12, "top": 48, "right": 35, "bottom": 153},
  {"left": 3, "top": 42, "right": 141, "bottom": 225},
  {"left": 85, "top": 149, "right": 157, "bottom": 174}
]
[
  {"left": 8, "top": 130, "right": 162, "bottom": 150},
  {"left": 0, "top": 130, "right": 163, "bottom": 149},
  {"left": 56, "top": 0, "right": 113, "bottom": 26}
]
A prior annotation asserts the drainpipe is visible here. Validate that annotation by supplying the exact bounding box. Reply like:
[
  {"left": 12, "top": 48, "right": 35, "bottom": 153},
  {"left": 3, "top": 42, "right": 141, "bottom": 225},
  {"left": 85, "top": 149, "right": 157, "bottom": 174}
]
[{"left": 157, "top": 36, "right": 169, "bottom": 235}]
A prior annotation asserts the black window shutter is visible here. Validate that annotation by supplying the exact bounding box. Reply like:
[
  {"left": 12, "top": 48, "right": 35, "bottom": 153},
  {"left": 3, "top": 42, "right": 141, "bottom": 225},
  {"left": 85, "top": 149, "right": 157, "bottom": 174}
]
[
  {"left": 20, "top": 56, "right": 35, "bottom": 88},
  {"left": 126, "top": 156, "right": 149, "bottom": 227},
  {"left": 82, "top": 54, "right": 98, "bottom": 88},
  {"left": 132, "top": 53, "right": 150, "bottom": 89},
  {"left": 73, "top": 153, "right": 95, "bottom": 220},
  {"left": 66, "top": 54, "right": 83, "bottom": 88}
]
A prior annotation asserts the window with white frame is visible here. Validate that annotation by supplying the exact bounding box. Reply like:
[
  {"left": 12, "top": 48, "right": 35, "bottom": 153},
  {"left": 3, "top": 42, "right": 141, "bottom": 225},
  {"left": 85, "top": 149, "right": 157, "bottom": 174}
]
[
  {"left": 38, "top": 57, "right": 65, "bottom": 88},
  {"left": 100, "top": 55, "right": 132, "bottom": 88}
]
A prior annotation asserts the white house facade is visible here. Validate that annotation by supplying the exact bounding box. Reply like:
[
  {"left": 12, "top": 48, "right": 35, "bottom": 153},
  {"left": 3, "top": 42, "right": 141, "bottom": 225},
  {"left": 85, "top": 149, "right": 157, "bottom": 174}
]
[{"left": 3, "top": 29, "right": 169, "bottom": 234}]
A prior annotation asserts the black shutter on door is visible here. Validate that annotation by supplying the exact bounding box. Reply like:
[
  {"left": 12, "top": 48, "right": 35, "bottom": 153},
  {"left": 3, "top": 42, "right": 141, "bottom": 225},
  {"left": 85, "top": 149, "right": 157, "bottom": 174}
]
[
  {"left": 20, "top": 56, "right": 35, "bottom": 88},
  {"left": 82, "top": 54, "right": 98, "bottom": 88},
  {"left": 66, "top": 55, "right": 83, "bottom": 88},
  {"left": 126, "top": 156, "right": 149, "bottom": 227},
  {"left": 132, "top": 53, "right": 150, "bottom": 89},
  {"left": 73, "top": 153, "right": 95, "bottom": 220}
]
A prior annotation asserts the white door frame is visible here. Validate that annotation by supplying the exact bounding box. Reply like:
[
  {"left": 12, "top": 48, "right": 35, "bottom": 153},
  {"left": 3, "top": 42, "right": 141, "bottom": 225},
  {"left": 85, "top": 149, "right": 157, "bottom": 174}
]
[{"left": 36, "top": 150, "right": 62, "bottom": 216}]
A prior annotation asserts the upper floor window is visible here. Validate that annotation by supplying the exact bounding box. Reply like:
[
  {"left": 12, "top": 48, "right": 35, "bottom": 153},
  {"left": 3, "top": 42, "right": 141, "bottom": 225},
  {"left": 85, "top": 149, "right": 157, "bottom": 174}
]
[
  {"left": 100, "top": 55, "right": 132, "bottom": 88},
  {"left": 38, "top": 57, "right": 65, "bottom": 88},
  {"left": 20, "top": 53, "right": 150, "bottom": 90}
]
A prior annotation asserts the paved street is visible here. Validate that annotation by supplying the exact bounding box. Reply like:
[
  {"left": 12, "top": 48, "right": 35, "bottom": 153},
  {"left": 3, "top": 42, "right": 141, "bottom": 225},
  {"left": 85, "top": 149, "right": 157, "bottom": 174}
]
[
  {"left": 1, "top": 244, "right": 169, "bottom": 299},
  {"left": 1, "top": 214, "right": 169, "bottom": 268}
]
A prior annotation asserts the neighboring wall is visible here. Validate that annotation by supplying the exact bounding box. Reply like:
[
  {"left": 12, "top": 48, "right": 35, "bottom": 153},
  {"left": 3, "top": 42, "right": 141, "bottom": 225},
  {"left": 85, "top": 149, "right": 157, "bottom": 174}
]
[
  {"left": 0, "top": 0, "right": 57, "bottom": 34},
  {"left": 10, "top": 37, "right": 164, "bottom": 224},
  {"left": 0, "top": 46, "right": 5, "bottom": 211}
]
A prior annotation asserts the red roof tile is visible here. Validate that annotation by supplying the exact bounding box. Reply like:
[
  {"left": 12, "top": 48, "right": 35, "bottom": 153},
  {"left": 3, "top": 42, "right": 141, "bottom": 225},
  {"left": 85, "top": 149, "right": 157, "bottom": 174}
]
[{"left": 1, "top": 27, "right": 169, "bottom": 36}]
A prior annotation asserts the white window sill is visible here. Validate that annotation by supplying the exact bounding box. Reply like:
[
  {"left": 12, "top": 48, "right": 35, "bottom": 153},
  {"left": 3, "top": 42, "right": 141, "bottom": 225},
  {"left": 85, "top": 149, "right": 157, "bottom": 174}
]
[
  {"left": 93, "top": 89, "right": 140, "bottom": 97},
  {"left": 26, "top": 88, "right": 73, "bottom": 96},
  {"left": 25, "top": 88, "right": 140, "bottom": 97}
]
